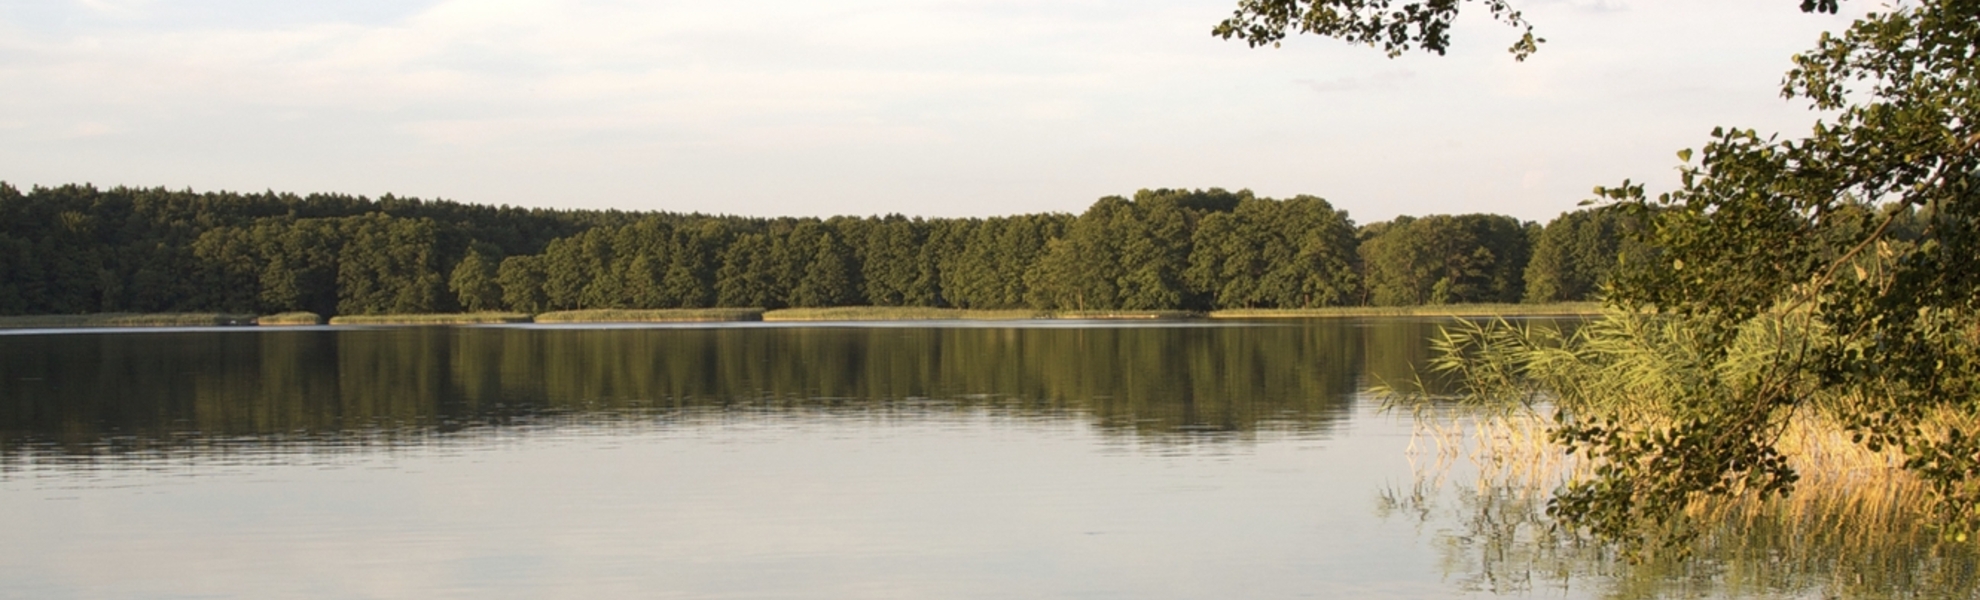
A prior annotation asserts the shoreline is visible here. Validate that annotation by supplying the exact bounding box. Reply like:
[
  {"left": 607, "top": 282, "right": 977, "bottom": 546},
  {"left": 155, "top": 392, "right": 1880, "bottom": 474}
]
[
  {"left": 0, "top": 302, "right": 1602, "bottom": 329},
  {"left": 1209, "top": 303, "right": 1600, "bottom": 319}
]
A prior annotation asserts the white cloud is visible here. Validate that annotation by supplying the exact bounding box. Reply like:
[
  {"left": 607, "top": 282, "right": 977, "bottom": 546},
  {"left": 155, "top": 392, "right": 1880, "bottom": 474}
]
[
  {"left": 72, "top": 0, "right": 156, "bottom": 19},
  {"left": 0, "top": 0, "right": 1881, "bottom": 221}
]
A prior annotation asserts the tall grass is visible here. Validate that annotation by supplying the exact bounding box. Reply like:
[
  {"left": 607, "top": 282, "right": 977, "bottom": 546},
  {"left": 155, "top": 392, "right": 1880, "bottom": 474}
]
[
  {"left": 1379, "top": 304, "right": 1980, "bottom": 596},
  {"left": 1212, "top": 302, "right": 1600, "bottom": 319},
  {"left": 1049, "top": 309, "right": 1203, "bottom": 320},
  {"left": 1397, "top": 408, "right": 1977, "bottom": 599},
  {"left": 326, "top": 313, "right": 532, "bottom": 325},
  {"left": 256, "top": 312, "right": 323, "bottom": 325},
  {"left": 760, "top": 308, "right": 1037, "bottom": 322},
  {"left": 0, "top": 313, "right": 257, "bottom": 328},
  {"left": 534, "top": 308, "right": 763, "bottom": 323}
]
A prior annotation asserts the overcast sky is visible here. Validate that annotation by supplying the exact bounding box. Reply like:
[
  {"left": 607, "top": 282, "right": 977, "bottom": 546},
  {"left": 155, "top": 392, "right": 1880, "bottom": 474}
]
[{"left": 0, "top": 0, "right": 1871, "bottom": 222}]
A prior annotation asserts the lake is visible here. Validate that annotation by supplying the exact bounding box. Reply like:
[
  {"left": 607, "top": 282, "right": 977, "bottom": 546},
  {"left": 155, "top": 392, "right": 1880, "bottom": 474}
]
[{"left": 0, "top": 320, "right": 1967, "bottom": 599}]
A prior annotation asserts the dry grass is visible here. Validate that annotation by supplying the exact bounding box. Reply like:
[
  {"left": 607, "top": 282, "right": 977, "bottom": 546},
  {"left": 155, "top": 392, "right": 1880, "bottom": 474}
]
[
  {"left": 534, "top": 308, "right": 764, "bottom": 323},
  {"left": 256, "top": 312, "right": 323, "bottom": 326},
  {"left": 1401, "top": 409, "right": 1976, "bottom": 598},
  {"left": 1390, "top": 305, "right": 1980, "bottom": 596},
  {"left": 326, "top": 312, "right": 533, "bottom": 325},
  {"left": 0, "top": 313, "right": 258, "bottom": 328},
  {"left": 764, "top": 307, "right": 1049, "bottom": 321},
  {"left": 1407, "top": 407, "right": 1957, "bottom": 568},
  {"left": 1409, "top": 410, "right": 1923, "bottom": 498},
  {"left": 1213, "top": 302, "right": 1601, "bottom": 319},
  {"left": 1051, "top": 310, "right": 1203, "bottom": 320}
]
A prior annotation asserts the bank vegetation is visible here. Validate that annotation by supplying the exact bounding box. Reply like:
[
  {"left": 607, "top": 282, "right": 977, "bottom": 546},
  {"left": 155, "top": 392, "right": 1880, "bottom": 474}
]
[{"left": 0, "top": 185, "right": 1633, "bottom": 320}]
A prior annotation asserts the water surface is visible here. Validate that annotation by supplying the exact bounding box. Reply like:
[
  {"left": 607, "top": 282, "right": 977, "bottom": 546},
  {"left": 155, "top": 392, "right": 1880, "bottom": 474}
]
[{"left": 0, "top": 319, "right": 1961, "bottom": 599}]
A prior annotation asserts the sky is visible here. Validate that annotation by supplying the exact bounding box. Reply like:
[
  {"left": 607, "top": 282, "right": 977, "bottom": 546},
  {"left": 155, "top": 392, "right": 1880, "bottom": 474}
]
[{"left": 0, "top": 0, "right": 1873, "bottom": 223}]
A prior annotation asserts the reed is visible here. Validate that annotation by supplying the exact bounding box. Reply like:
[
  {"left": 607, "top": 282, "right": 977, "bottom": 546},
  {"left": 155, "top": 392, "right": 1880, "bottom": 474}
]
[
  {"left": 1409, "top": 410, "right": 1926, "bottom": 498},
  {"left": 0, "top": 313, "right": 257, "bottom": 328},
  {"left": 1049, "top": 310, "right": 1204, "bottom": 320},
  {"left": 533, "top": 308, "right": 764, "bottom": 323},
  {"left": 256, "top": 312, "right": 323, "bottom": 326},
  {"left": 763, "top": 307, "right": 1046, "bottom": 321},
  {"left": 1212, "top": 302, "right": 1600, "bottom": 319},
  {"left": 1401, "top": 409, "right": 1978, "bottom": 598},
  {"left": 326, "top": 313, "right": 533, "bottom": 325}
]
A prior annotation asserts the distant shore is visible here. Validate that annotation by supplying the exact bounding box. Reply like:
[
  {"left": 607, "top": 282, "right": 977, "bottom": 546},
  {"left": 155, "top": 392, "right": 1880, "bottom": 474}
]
[
  {"left": 1208, "top": 302, "right": 1600, "bottom": 318},
  {"left": 535, "top": 308, "right": 764, "bottom": 323},
  {"left": 0, "top": 303, "right": 1602, "bottom": 329},
  {"left": 0, "top": 313, "right": 259, "bottom": 328}
]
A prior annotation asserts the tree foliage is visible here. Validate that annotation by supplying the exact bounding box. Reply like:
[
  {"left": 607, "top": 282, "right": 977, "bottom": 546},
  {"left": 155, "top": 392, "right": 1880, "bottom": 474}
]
[
  {"left": 0, "top": 184, "right": 1634, "bottom": 317},
  {"left": 1213, "top": 0, "right": 1842, "bottom": 60},
  {"left": 1187, "top": 195, "right": 1360, "bottom": 308},
  {"left": 1228, "top": 0, "right": 1978, "bottom": 547},
  {"left": 1213, "top": 0, "right": 1543, "bottom": 60},
  {"left": 1581, "top": 0, "right": 1980, "bottom": 539},
  {"left": 1359, "top": 214, "right": 1531, "bottom": 306},
  {"left": 450, "top": 246, "right": 503, "bottom": 313},
  {"left": 1522, "top": 206, "right": 1646, "bottom": 303},
  {"left": 1366, "top": 0, "right": 1980, "bottom": 547}
]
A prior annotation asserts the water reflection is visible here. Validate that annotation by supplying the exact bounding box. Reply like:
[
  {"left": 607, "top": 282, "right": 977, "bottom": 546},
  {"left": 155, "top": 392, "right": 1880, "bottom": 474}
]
[
  {"left": 1, "top": 318, "right": 1967, "bottom": 599},
  {"left": 1386, "top": 415, "right": 1980, "bottom": 599},
  {"left": 0, "top": 319, "right": 1452, "bottom": 461}
]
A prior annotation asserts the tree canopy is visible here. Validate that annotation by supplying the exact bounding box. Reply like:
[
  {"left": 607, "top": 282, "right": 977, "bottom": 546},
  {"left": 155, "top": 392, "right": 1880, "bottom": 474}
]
[
  {"left": 1580, "top": 0, "right": 1980, "bottom": 538},
  {"left": 1285, "top": 0, "right": 1980, "bottom": 545},
  {"left": 1215, "top": 0, "right": 1843, "bottom": 60},
  {"left": 0, "top": 183, "right": 1638, "bottom": 318}
]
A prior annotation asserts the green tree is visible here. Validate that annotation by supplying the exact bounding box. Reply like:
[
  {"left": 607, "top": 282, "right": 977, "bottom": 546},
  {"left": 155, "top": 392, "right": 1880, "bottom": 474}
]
[
  {"left": 449, "top": 246, "right": 503, "bottom": 312},
  {"left": 1212, "top": 0, "right": 1544, "bottom": 59},
  {"left": 188, "top": 225, "right": 267, "bottom": 313},
  {"left": 497, "top": 255, "right": 548, "bottom": 313},
  {"left": 715, "top": 233, "right": 779, "bottom": 308},
  {"left": 613, "top": 221, "right": 672, "bottom": 309},
  {"left": 1522, "top": 207, "right": 1642, "bottom": 303},
  {"left": 1551, "top": 0, "right": 1980, "bottom": 539},
  {"left": 1359, "top": 214, "right": 1528, "bottom": 306},
  {"left": 1315, "top": 0, "right": 1980, "bottom": 545},
  {"left": 1028, "top": 197, "right": 1129, "bottom": 310},
  {"left": 336, "top": 215, "right": 446, "bottom": 315},
  {"left": 1024, "top": 238, "right": 1082, "bottom": 310},
  {"left": 791, "top": 228, "right": 859, "bottom": 308},
  {"left": 540, "top": 232, "right": 601, "bottom": 310},
  {"left": 0, "top": 231, "right": 28, "bottom": 313},
  {"left": 1187, "top": 194, "right": 1359, "bottom": 308},
  {"left": 666, "top": 221, "right": 726, "bottom": 308},
  {"left": 857, "top": 216, "right": 938, "bottom": 307},
  {"left": 949, "top": 215, "right": 1066, "bottom": 309},
  {"left": 1116, "top": 190, "right": 1196, "bottom": 310},
  {"left": 1211, "top": 0, "right": 1841, "bottom": 60}
]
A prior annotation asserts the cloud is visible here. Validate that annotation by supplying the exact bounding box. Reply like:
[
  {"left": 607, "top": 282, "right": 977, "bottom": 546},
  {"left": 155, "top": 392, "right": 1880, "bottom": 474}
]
[
  {"left": 69, "top": 121, "right": 119, "bottom": 137},
  {"left": 1298, "top": 69, "right": 1416, "bottom": 93},
  {"left": 0, "top": 0, "right": 1881, "bottom": 221},
  {"left": 72, "top": 0, "right": 155, "bottom": 19}
]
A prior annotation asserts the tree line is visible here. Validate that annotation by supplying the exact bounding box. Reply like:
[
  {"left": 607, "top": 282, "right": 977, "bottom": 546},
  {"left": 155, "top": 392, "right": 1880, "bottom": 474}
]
[{"left": 0, "top": 182, "right": 1638, "bottom": 316}]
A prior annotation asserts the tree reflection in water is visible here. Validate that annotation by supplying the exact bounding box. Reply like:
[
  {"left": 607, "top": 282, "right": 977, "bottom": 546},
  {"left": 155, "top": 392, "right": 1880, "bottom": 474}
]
[{"left": 0, "top": 321, "right": 1457, "bottom": 459}]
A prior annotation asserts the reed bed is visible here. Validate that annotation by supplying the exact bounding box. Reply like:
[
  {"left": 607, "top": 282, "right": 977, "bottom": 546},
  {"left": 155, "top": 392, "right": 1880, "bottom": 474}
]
[
  {"left": 764, "top": 307, "right": 1050, "bottom": 321},
  {"left": 326, "top": 313, "right": 533, "bottom": 325},
  {"left": 1402, "top": 409, "right": 1977, "bottom": 598},
  {"left": 1383, "top": 302, "right": 1980, "bottom": 596},
  {"left": 534, "top": 308, "right": 764, "bottom": 323},
  {"left": 1408, "top": 410, "right": 1924, "bottom": 497},
  {"left": 1212, "top": 302, "right": 1600, "bottom": 319},
  {"left": 1049, "top": 310, "right": 1204, "bottom": 320},
  {"left": 0, "top": 313, "right": 257, "bottom": 328},
  {"left": 256, "top": 312, "right": 323, "bottom": 326}
]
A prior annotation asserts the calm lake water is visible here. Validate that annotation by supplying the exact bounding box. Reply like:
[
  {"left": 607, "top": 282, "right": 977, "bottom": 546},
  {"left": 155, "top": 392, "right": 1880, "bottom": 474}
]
[{"left": 0, "top": 320, "right": 1968, "bottom": 599}]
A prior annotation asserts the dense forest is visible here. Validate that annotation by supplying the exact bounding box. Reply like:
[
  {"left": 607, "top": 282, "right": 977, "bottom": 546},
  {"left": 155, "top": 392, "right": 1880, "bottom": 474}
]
[{"left": 0, "top": 182, "right": 1636, "bottom": 316}]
